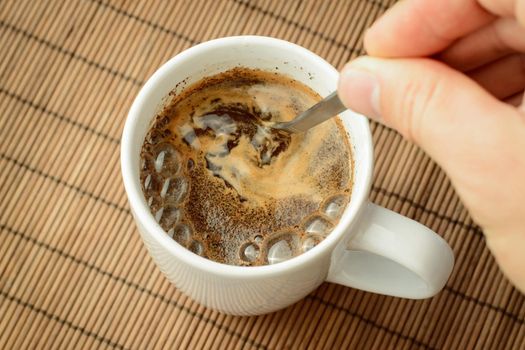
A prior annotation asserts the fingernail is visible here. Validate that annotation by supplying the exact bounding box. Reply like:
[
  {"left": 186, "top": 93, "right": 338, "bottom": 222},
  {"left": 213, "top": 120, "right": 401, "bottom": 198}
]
[{"left": 338, "top": 66, "right": 381, "bottom": 120}]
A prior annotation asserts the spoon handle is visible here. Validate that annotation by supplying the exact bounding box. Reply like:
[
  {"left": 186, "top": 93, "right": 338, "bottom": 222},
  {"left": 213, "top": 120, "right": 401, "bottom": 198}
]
[{"left": 273, "top": 91, "right": 347, "bottom": 133}]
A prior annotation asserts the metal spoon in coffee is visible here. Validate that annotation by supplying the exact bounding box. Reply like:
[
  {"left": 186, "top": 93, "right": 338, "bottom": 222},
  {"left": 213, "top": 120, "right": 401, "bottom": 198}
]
[{"left": 272, "top": 91, "right": 346, "bottom": 133}]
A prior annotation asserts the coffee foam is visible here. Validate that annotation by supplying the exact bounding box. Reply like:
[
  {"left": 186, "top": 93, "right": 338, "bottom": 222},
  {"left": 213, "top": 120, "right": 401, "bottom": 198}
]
[{"left": 140, "top": 68, "right": 353, "bottom": 266}]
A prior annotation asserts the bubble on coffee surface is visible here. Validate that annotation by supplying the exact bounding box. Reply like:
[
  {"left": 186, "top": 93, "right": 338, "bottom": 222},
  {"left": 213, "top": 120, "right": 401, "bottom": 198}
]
[
  {"left": 172, "top": 223, "right": 192, "bottom": 246},
  {"left": 147, "top": 195, "right": 162, "bottom": 210},
  {"left": 303, "top": 215, "right": 333, "bottom": 236},
  {"left": 143, "top": 172, "right": 163, "bottom": 194},
  {"left": 189, "top": 239, "right": 204, "bottom": 256},
  {"left": 139, "top": 67, "right": 353, "bottom": 266},
  {"left": 153, "top": 143, "right": 181, "bottom": 175},
  {"left": 266, "top": 232, "right": 300, "bottom": 265},
  {"left": 155, "top": 205, "right": 181, "bottom": 231},
  {"left": 160, "top": 176, "right": 189, "bottom": 204},
  {"left": 240, "top": 242, "right": 260, "bottom": 262},
  {"left": 322, "top": 195, "right": 347, "bottom": 220},
  {"left": 302, "top": 235, "right": 321, "bottom": 252}
]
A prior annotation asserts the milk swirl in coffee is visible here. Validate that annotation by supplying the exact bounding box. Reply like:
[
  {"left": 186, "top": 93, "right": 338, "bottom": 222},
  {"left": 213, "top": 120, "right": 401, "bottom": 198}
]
[{"left": 140, "top": 68, "right": 353, "bottom": 266}]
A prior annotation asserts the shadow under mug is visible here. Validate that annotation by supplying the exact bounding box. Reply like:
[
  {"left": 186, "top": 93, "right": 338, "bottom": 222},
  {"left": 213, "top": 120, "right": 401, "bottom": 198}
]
[{"left": 121, "top": 36, "right": 454, "bottom": 315}]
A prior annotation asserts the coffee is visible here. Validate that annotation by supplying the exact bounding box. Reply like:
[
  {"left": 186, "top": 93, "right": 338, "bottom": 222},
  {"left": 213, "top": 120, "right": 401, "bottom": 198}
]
[{"left": 140, "top": 68, "right": 353, "bottom": 266}]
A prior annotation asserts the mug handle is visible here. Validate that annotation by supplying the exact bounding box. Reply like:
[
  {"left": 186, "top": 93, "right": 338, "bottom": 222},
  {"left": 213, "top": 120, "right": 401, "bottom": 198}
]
[{"left": 327, "top": 202, "right": 454, "bottom": 299}]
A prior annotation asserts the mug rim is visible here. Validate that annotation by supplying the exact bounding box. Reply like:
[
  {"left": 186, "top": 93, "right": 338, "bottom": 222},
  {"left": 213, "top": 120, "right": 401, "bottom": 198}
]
[{"left": 121, "top": 35, "right": 373, "bottom": 278}]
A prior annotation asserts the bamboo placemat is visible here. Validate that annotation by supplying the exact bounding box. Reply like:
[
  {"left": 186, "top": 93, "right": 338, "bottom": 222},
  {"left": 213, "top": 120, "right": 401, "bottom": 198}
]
[{"left": 0, "top": 0, "right": 523, "bottom": 349}]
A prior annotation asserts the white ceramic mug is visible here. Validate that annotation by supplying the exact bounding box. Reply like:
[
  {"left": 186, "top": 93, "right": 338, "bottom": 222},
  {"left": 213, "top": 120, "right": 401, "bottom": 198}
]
[{"left": 121, "top": 36, "right": 454, "bottom": 316}]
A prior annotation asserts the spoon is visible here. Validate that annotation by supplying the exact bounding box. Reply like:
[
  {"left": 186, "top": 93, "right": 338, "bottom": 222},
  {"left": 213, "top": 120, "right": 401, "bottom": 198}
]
[{"left": 272, "top": 91, "right": 346, "bottom": 133}]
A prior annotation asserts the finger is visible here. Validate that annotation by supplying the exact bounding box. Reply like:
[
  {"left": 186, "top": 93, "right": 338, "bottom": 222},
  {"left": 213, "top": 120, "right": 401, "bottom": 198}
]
[
  {"left": 504, "top": 91, "right": 524, "bottom": 106},
  {"left": 440, "top": 18, "right": 525, "bottom": 71},
  {"left": 468, "top": 54, "right": 525, "bottom": 99},
  {"left": 364, "top": 0, "right": 494, "bottom": 57}
]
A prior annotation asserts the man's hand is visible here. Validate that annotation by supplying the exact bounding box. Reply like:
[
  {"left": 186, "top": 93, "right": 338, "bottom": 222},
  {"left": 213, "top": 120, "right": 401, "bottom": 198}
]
[{"left": 338, "top": 0, "right": 525, "bottom": 292}]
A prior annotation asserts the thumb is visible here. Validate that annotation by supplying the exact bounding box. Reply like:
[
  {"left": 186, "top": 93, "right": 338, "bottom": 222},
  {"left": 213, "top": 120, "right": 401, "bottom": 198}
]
[
  {"left": 338, "top": 56, "right": 525, "bottom": 292},
  {"left": 337, "top": 56, "right": 520, "bottom": 172}
]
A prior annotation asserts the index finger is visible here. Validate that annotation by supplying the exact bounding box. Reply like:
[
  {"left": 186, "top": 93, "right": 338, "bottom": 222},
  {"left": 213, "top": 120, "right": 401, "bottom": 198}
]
[{"left": 364, "top": 0, "right": 495, "bottom": 57}]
